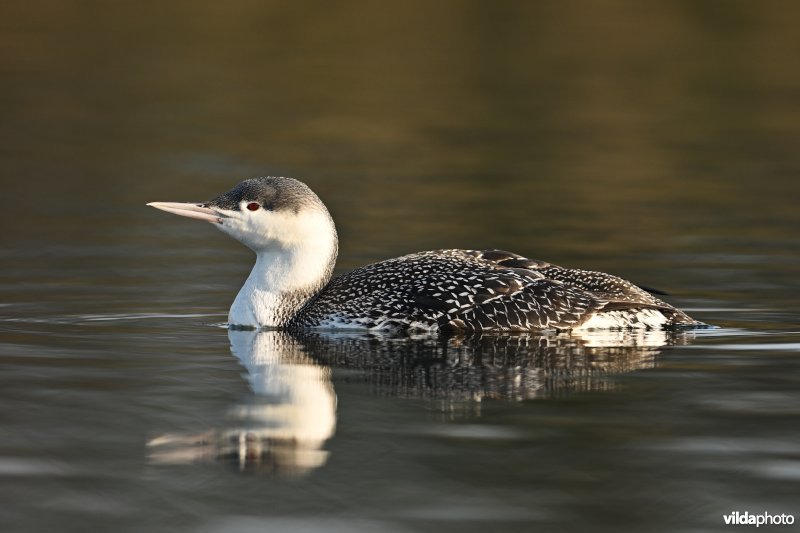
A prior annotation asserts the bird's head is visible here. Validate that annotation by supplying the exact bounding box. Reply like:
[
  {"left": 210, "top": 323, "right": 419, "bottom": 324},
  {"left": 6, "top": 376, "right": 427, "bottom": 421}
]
[{"left": 148, "top": 177, "right": 337, "bottom": 254}]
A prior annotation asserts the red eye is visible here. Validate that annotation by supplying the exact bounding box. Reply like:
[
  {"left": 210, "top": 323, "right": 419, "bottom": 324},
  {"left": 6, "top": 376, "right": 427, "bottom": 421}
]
[{"left": 246, "top": 202, "right": 260, "bottom": 211}]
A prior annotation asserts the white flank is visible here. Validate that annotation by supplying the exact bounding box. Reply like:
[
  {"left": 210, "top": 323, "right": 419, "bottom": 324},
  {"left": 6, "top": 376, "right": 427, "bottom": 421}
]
[{"left": 576, "top": 308, "right": 670, "bottom": 330}]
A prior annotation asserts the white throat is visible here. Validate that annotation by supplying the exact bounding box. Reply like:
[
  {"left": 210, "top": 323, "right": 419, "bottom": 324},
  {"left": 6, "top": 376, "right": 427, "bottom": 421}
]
[{"left": 226, "top": 210, "right": 338, "bottom": 328}]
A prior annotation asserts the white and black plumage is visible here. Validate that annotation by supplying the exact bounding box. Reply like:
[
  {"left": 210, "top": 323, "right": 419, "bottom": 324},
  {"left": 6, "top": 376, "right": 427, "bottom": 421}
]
[{"left": 148, "top": 176, "right": 706, "bottom": 332}]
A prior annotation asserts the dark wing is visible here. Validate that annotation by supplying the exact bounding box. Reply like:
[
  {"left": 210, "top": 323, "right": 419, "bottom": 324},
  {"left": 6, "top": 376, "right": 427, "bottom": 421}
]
[
  {"left": 635, "top": 284, "right": 670, "bottom": 296},
  {"left": 425, "top": 249, "right": 696, "bottom": 329},
  {"left": 302, "top": 249, "right": 696, "bottom": 331},
  {"left": 405, "top": 250, "right": 607, "bottom": 331},
  {"left": 462, "top": 249, "right": 672, "bottom": 308}
]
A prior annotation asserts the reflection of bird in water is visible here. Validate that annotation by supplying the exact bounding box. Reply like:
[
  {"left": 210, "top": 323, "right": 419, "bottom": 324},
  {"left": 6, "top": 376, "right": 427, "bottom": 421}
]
[
  {"left": 148, "top": 330, "right": 336, "bottom": 477},
  {"left": 148, "top": 177, "right": 707, "bottom": 332},
  {"left": 305, "top": 328, "right": 694, "bottom": 402},
  {"left": 147, "top": 328, "right": 697, "bottom": 475}
]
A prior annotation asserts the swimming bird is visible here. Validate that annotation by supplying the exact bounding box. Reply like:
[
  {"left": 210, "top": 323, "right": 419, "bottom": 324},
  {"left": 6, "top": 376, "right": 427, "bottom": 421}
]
[{"left": 148, "top": 177, "right": 705, "bottom": 332}]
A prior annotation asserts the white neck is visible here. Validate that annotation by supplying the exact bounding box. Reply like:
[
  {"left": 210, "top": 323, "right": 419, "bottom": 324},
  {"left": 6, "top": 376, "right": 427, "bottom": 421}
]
[
  {"left": 227, "top": 217, "right": 337, "bottom": 328},
  {"left": 229, "top": 247, "right": 336, "bottom": 328}
]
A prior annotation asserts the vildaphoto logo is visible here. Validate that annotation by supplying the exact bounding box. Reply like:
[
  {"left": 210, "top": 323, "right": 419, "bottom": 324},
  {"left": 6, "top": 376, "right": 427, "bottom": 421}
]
[{"left": 723, "top": 511, "right": 795, "bottom": 527}]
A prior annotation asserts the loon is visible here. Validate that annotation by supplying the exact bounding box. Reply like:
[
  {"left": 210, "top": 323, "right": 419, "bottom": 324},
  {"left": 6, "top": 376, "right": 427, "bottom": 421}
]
[{"left": 148, "top": 176, "right": 705, "bottom": 332}]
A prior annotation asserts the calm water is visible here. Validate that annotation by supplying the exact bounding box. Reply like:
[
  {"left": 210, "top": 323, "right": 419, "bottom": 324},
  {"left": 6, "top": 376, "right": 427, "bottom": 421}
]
[{"left": 2, "top": 1, "right": 799, "bottom": 532}]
